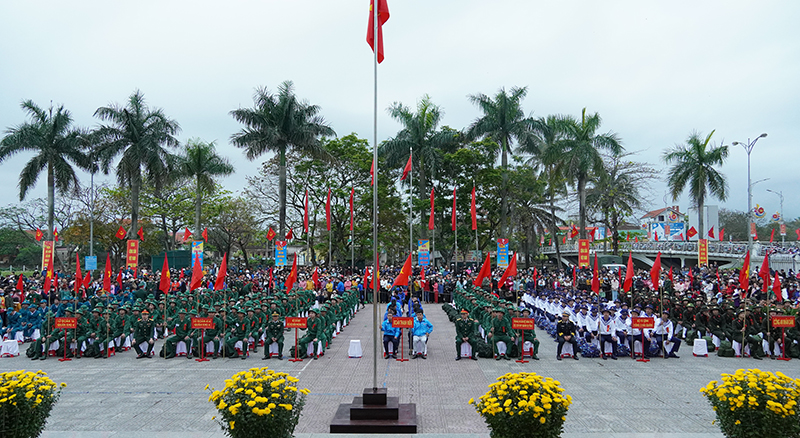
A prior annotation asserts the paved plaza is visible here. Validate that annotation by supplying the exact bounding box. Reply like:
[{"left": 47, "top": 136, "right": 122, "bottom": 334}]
[{"left": 4, "top": 303, "right": 796, "bottom": 437}]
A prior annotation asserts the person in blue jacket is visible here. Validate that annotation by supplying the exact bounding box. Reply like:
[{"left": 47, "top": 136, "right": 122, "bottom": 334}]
[
  {"left": 381, "top": 309, "right": 400, "bottom": 359},
  {"left": 411, "top": 310, "right": 433, "bottom": 359}
]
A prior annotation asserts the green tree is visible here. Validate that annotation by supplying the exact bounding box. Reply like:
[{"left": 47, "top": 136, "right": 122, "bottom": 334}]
[
  {"left": 379, "top": 95, "right": 460, "bottom": 238},
  {"left": 663, "top": 130, "right": 728, "bottom": 237},
  {"left": 508, "top": 165, "right": 564, "bottom": 268},
  {"left": 467, "top": 86, "right": 536, "bottom": 237},
  {"left": 174, "top": 139, "right": 234, "bottom": 238},
  {"left": 544, "top": 108, "right": 623, "bottom": 239},
  {"left": 0, "top": 100, "right": 92, "bottom": 237},
  {"left": 230, "top": 81, "right": 335, "bottom": 240},
  {"left": 93, "top": 90, "right": 181, "bottom": 240}
]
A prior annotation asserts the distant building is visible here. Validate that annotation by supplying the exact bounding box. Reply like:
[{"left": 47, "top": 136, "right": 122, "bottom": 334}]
[{"left": 640, "top": 206, "right": 686, "bottom": 240}]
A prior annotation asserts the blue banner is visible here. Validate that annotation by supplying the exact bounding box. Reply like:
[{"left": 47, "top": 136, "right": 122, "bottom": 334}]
[
  {"left": 85, "top": 256, "right": 97, "bottom": 271},
  {"left": 497, "top": 238, "right": 509, "bottom": 268},
  {"left": 418, "top": 240, "right": 430, "bottom": 266},
  {"left": 275, "top": 241, "right": 287, "bottom": 267}
]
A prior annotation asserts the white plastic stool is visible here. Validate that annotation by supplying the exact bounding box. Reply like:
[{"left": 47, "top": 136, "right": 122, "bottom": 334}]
[
  {"left": 633, "top": 340, "right": 643, "bottom": 357},
  {"left": 712, "top": 335, "right": 721, "bottom": 348},
  {"left": 268, "top": 342, "right": 280, "bottom": 357},
  {"left": 560, "top": 342, "right": 574, "bottom": 358},
  {"left": 692, "top": 338, "right": 708, "bottom": 357},
  {"left": 495, "top": 341, "right": 507, "bottom": 356},
  {"left": 460, "top": 342, "right": 473, "bottom": 358},
  {"left": 732, "top": 340, "right": 750, "bottom": 357},
  {"left": 175, "top": 341, "right": 188, "bottom": 356},
  {"left": 1, "top": 339, "right": 20, "bottom": 357},
  {"left": 522, "top": 340, "right": 534, "bottom": 358},
  {"left": 307, "top": 341, "right": 324, "bottom": 356},
  {"left": 349, "top": 340, "right": 363, "bottom": 358},
  {"left": 762, "top": 339, "right": 781, "bottom": 357}
]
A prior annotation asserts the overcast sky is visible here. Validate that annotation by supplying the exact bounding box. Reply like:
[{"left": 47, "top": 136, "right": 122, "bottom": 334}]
[{"left": 1, "top": 1, "right": 798, "bottom": 224}]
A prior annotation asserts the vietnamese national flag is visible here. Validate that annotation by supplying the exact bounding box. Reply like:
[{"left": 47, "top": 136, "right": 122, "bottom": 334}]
[
  {"left": 189, "top": 259, "right": 203, "bottom": 291},
  {"left": 43, "top": 266, "right": 53, "bottom": 295},
  {"left": 363, "top": 267, "right": 371, "bottom": 290},
  {"left": 159, "top": 253, "right": 170, "bottom": 293},
  {"left": 687, "top": 226, "right": 698, "bottom": 238},
  {"left": 74, "top": 253, "right": 82, "bottom": 295},
  {"left": 796, "top": 229, "right": 800, "bottom": 239},
  {"left": 591, "top": 254, "right": 600, "bottom": 294},
  {"left": 53, "top": 227, "right": 59, "bottom": 242},
  {"left": 650, "top": 252, "right": 662, "bottom": 290},
  {"left": 400, "top": 153, "right": 412, "bottom": 181},
  {"left": 677, "top": 233, "right": 684, "bottom": 241},
  {"left": 116, "top": 269, "right": 123, "bottom": 290},
  {"left": 366, "top": 0, "right": 390, "bottom": 63},
  {"left": 312, "top": 266, "right": 320, "bottom": 289},
  {"left": 349, "top": 187, "right": 355, "bottom": 232},
  {"left": 286, "top": 228, "right": 294, "bottom": 241},
  {"left": 391, "top": 253, "right": 413, "bottom": 288},
  {"left": 326, "top": 188, "right": 331, "bottom": 231},
  {"left": 668, "top": 266, "right": 674, "bottom": 284},
  {"left": 266, "top": 227, "right": 276, "bottom": 241},
  {"left": 770, "top": 228, "right": 775, "bottom": 243},
  {"left": 83, "top": 271, "right": 91, "bottom": 291},
  {"left": 470, "top": 187, "right": 477, "bottom": 231},
  {"left": 202, "top": 227, "right": 208, "bottom": 242},
  {"left": 183, "top": 228, "right": 192, "bottom": 242},
  {"left": 623, "top": 252, "right": 634, "bottom": 292},
  {"left": 708, "top": 226, "right": 715, "bottom": 239},
  {"left": 719, "top": 228, "right": 725, "bottom": 241},
  {"left": 472, "top": 252, "right": 492, "bottom": 288},
  {"left": 35, "top": 228, "right": 43, "bottom": 241},
  {"left": 215, "top": 253, "right": 228, "bottom": 291},
  {"left": 370, "top": 159, "right": 374, "bottom": 186},
  {"left": 285, "top": 254, "right": 299, "bottom": 291},
  {"left": 115, "top": 226, "right": 126, "bottom": 240},
  {"left": 739, "top": 251, "right": 750, "bottom": 290},
  {"left": 451, "top": 188, "right": 457, "bottom": 231},
  {"left": 498, "top": 252, "right": 517, "bottom": 287},
  {"left": 137, "top": 227, "right": 144, "bottom": 241},
  {"left": 303, "top": 190, "right": 309, "bottom": 234},
  {"left": 654, "top": 232, "right": 659, "bottom": 242},
  {"left": 773, "top": 272, "right": 783, "bottom": 302},
  {"left": 759, "top": 252, "right": 770, "bottom": 292},
  {"left": 103, "top": 253, "right": 111, "bottom": 292},
  {"left": 428, "top": 188, "right": 435, "bottom": 230},
  {"left": 688, "top": 267, "right": 694, "bottom": 286}
]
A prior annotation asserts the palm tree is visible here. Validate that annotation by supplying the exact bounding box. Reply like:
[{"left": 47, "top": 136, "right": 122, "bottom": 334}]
[
  {"left": 0, "top": 100, "right": 92, "bottom": 237},
  {"left": 230, "top": 81, "right": 335, "bottom": 238},
  {"left": 175, "top": 139, "right": 235, "bottom": 239},
  {"left": 544, "top": 108, "right": 622, "bottom": 239},
  {"left": 379, "top": 95, "right": 459, "bottom": 237},
  {"left": 663, "top": 130, "right": 729, "bottom": 237},
  {"left": 467, "top": 86, "right": 536, "bottom": 237},
  {"left": 93, "top": 90, "right": 181, "bottom": 239}
]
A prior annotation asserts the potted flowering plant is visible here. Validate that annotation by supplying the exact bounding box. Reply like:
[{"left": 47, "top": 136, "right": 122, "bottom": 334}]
[
  {"left": 470, "top": 372, "right": 571, "bottom": 438},
  {"left": 1, "top": 370, "right": 66, "bottom": 438},
  {"left": 207, "top": 367, "right": 310, "bottom": 438},
  {"left": 701, "top": 368, "right": 800, "bottom": 438}
]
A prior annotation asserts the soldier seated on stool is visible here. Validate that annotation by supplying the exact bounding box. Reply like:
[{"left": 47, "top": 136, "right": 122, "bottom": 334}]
[
  {"left": 517, "top": 308, "right": 539, "bottom": 360},
  {"left": 165, "top": 309, "right": 192, "bottom": 359},
  {"left": 488, "top": 307, "right": 515, "bottom": 360},
  {"left": 654, "top": 311, "right": 681, "bottom": 358},
  {"left": 133, "top": 310, "right": 155, "bottom": 358},
  {"left": 382, "top": 309, "right": 400, "bottom": 359},
  {"left": 556, "top": 312, "right": 580, "bottom": 360},
  {"left": 455, "top": 308, "right": 479, "bottom": 361},
  {"left": 263, "top": 311, "right": 285, "bottom": 360},
  {"left": 411, "top": 310, "right": 433, "bottom": 359},
  {"left": 598, "top": 309, "right": 618, "bottom": 360}
]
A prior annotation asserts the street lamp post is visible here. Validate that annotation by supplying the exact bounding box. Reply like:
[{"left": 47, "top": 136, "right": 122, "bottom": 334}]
[
  {"left": 732, "top": 133, "right": 767, "bottom": 268},
  {"left": 766, "top": 189, "right": 784, "bottom": 244}
]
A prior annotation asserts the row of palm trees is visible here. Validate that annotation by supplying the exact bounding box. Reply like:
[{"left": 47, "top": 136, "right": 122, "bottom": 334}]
[{"left": 0, "top": 92, "right": 234, "bottom": 244}]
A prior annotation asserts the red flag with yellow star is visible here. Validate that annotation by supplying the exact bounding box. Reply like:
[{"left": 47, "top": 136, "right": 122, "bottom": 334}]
[
  {"left": 391, "top": 253, "right": 413, "bottom": 288},
  {"left": 159, "top": 253, "right": 170, "bottom": 294}
]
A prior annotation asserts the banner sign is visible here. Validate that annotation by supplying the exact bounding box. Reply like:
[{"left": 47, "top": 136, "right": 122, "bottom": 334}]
[
  {"left": 191, "top": 241, "right": 204, "bottom": 269},
  {"left": 54, "top": 317, "right": 77, "bottom": 330},
  {"left": 750, "top": 222, "right": 757, "bottom": 237},
  {"left": 511, "top": 317, "right": 535, "bottom": 330},
  {"left": 85, "top": 256, "right": 97, "bottom": 271},
  {"left": 391, "top": 317, "right": 414, "bottom": 329},
  {"left": 772, "top": 316, "right": 796, "bottom": 328},
  {"left": 631, "top": 317, "right": 655, "bottom": 329},
  {"left": 578, "top": 239, "right": 590, "bottom": 268},
  {"left": 126, "top": 240, "right": 139, "bottom": 270},
  {"left": 780, "top": 223, "right": 787, "bottom": 236},
  {"left": 698, "top": 239, "right": 708, "bottom": 266},
  {"left": 42, "top": 240, "right": 55, "bottom": 272},
  {"left": 497, "top": 238, "right": 509, "bottom": 268},
  {"left": 275, "top": 241, "right": 287, "bottom": 267},
  {"left": 191, "top": 317, "right": 215, "bottom": 330},
  {"left": 285, "top": 317, "right": 307, "bottom": 329},
  {"left": 418, "top": 240, "right": 430, "bottom": 267}
]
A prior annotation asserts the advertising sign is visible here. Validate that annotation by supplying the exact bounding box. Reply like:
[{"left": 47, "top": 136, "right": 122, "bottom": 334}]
[
  {"left": 41, "top": 240, "right": 55, "bottom": 272},
  {"left": 191, "top": 241, "right": 204, "bottom": 269},
  {"left": 497, "top": 239, "right": 509, "bottom": 268},
  {"left": 418, "top": 239, "right": 430, "bottom": 267},
  {"left": 578, "top": 239, "right": 590, "bottom": 268},
  {"left": 275, "top": 241, "right": 287, "bottom": 267}
]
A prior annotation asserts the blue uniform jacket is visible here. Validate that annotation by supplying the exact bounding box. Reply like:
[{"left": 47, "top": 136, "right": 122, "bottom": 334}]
[
  {"left": 381, "top": 319, "right": 400, "bottom": 337},
  {"left": 411, "top": 317, "right": 433, "bottom": 337}
]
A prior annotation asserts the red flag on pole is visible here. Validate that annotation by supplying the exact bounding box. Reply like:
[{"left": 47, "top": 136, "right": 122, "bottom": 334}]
[
  {"left": 473, "top": 252, "right": 492, "bottom": 288},
  {"left": 312, "top": 266, "right": 321, "bottom": 289},
  {"left": 366, "top": 0, "right": 390, "bottom": 63},
  {"left": 266, "top": 227, "right": 276, "bottom": 241},
  {"left": 769, "top": 228, "right": 775, "bottom": 243},
  {"left": 326, "top": 188, "right": 331, "bottom": 231},
  {"left": 285, "top": 254, "right": 299, "bottom": 291},
  {"left": 591, "top": 254, "right": 600, "bottom": 294},
  {"left": 719, "top": 228, "right": 725, "bottom": 241},
  {"left": 451, "top": 188, "right": 457, "bottom": 231},
  {"left": 470, "top": 187, "right": 477, "bottom": 231},
  {"left": 115, "top": 226, "right": 126, "bottom": 239},
  {"left": 215, "top": 253, "right": 228, "bottom": 291},
  {"left": 623, "top": 252, "right": 634, "bottom": 292},
  {"left": 53, "top": 227, "right": 59, "bottom": 242},
  {"left": 498, "top": 252, "right": 517, "bottom": 287},
  {"left": 35, "top": 228, "right": 43, "bottom": 241},
  {"left": 103, "top": 253, "right": 111, "bottom": 292},
  {"left": 303, "top": 190, "right": 309, "bottom": 234},
  {"left": 428, "top": 188, "right": 435, "bottom": 230},
  {"left": 349, "top": 187, "right": 355, "bottom": 232},
  {"left": 370, "top": 159, "right": 374, "bottom": 186},
  {"left": 708, "top": 226, "right": 715, "bottom": 239},
  {"left": 668, "top": 266, "right": 674, "bottom": 284},
  {"left": 572, "top": 266, "right": 577, "bottom": 287},
  {"left": 137, "top": 227, "right": 144, "bottom": 241},
  {"left": 654, "top": 232, "right": 659, "bottom": 242},
  {"left": 363, "top": 267, "right": 370, "bottom": 291},
  {"left": 43, "top": 266, "right": 52, "bottom": 295},
  {"left": 650, "top": 252, "right": 662, "bottom": 290},
  {"left": 391, "top": 253, "right": 413, "bottom": 288},
  {"left": 285, "top": 228, "right": 294, "bottom": 241},
  {"left": 796, "top": 229, "right": 800, "bottom": 239},
  {"left": 202, "top": 228, "right": 208, "bottom": 242},
  {"left": 268, "top": 267, "right": 274, "bottom": 289},
  {"left": 83, "top": 272, "right": 91, "bottom": 292},
  {"left": 400, "top": 154, "right": 412, "bottom": 180},
  {"left": 183, "top": 228, "right": 192, "bottom": 242},
  {"left": 773, "top": 272, "right": 783, "bottom": 302},
  {"left": 634, "top": 236, "right": 639, "bottom": 243},
  {"left": 116, "top": 270, "right": 123, "bottom": 290},
  {"left": 759, "top": 252, "right": 770, "bottom": 292},
  {"left": 190, "top": 259, "right": 203, "bottom": 291},
  {"left": 687, "top": 226, "right": 698, "bottom": 238},
  {"left": 74, "top": 253, "right": 82, "bottom": 295},
  {"left": 16, "top": 273, "right": 23, "bottom": 292},
  {"left": 159, "top": 253, "right": 170, "bottom": 294},
  {"left": 569, "top": 224, "right": 579, "bottom": 239}
]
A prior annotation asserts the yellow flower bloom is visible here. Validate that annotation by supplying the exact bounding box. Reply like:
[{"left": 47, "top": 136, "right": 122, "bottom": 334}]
[
  {"left": 540, "top": 417, "right": 546, "bottom": 424},
  {"left": 229, "top": 421, "right": 235, "bottom": 430}
]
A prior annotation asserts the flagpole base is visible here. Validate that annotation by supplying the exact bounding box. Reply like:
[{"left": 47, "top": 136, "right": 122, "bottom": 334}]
[
  {"left": 58, "top": 358, "right": 72, "bottom": 362},
  {"left": 195, "top": 358, "right": 209, "bottom": 362},
  {"left": 777, "top": 357, "right": 791, "bottom": 361},
  {"left": 637, "top": 358, "right": 650, "bottom": 363},
  {"left": 515, "top": 359, "right": 529, "bottom": 363},
  {"left": 395, "top": 357, "right": 408, "bottom": 362}
]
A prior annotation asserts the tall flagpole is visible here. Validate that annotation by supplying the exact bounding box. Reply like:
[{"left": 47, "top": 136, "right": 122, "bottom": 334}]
[
  {"left": 409, "top": 147, "right": 413, "bottom": 262},
  {"left": 372, "top": 0, "right": 380, "bottom": 391}
]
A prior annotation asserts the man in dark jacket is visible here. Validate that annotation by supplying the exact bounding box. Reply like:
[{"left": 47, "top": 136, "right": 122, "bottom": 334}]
[{"left": 556, "top": 312, "right": 580, "bottom": 360}]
